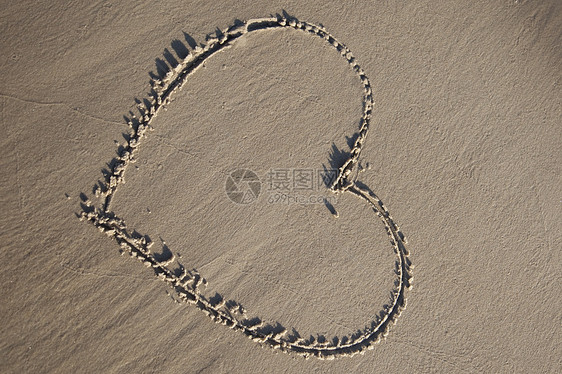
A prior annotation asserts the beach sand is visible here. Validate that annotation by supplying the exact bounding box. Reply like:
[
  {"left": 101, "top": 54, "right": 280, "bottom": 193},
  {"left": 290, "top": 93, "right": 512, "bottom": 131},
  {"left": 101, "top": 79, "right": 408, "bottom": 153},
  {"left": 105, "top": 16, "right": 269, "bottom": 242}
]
[{"left": 1, "top": 1, "right": 560, "bottom": 372}]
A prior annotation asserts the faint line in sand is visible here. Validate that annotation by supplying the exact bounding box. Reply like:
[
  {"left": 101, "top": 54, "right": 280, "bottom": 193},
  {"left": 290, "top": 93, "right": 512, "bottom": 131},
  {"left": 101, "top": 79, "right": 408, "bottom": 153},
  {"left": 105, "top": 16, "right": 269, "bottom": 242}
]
[{"left": 0, "top": 93, "right": 125, "bottom": 126}]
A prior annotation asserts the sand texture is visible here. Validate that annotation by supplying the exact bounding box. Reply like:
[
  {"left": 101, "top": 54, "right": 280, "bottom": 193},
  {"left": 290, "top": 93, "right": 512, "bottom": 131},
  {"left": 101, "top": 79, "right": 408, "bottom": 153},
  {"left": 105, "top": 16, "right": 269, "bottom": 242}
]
[{"left": 1, "top": 1, "right": 560, "bottom": 373}]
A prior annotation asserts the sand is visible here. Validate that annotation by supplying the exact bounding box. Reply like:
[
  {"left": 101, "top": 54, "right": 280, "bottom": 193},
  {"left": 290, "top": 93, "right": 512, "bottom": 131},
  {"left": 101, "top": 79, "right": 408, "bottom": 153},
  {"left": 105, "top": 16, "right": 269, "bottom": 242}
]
[{"left": 1, "top": 1, "right": 560, "bottom": 372}]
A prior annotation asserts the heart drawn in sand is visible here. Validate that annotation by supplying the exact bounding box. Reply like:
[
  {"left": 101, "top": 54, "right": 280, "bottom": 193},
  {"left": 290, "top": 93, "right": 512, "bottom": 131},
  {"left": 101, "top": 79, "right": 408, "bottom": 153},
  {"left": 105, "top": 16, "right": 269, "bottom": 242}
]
[{"left": 80, "top": 14, "right": 413, "bottom": 360}]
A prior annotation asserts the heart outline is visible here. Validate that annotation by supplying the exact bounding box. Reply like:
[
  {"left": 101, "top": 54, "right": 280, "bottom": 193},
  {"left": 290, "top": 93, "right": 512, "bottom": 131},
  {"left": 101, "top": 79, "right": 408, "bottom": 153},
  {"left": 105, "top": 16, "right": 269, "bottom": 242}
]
[{"left": 79, "top": 14, "right": 413, "bottom": 360}]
